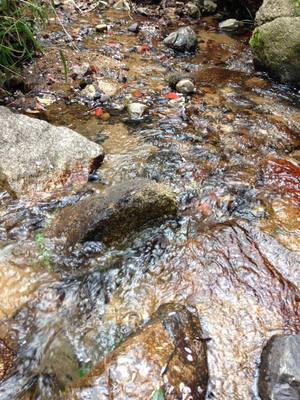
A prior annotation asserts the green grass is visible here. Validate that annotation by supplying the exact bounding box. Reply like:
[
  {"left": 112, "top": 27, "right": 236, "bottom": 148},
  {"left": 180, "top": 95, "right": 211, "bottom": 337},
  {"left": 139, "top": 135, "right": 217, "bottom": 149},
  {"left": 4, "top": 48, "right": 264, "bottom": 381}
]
[{"left": 0, "top": 0, "right": 47, "bottom": 83}]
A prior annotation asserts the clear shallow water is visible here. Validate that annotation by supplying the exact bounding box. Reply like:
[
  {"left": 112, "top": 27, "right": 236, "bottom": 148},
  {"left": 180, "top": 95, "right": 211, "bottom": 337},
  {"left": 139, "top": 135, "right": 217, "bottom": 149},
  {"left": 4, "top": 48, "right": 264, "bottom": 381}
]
[{"left": 0, "top": 6, "right": 300, "bottom": 400}]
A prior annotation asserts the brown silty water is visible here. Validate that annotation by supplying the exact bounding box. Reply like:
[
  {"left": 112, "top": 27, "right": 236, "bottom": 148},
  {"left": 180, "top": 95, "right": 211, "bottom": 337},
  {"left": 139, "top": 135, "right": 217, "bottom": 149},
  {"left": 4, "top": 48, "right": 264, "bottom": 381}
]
[{"left": 0, "top": 4, "right": 300, "bottom": 400}]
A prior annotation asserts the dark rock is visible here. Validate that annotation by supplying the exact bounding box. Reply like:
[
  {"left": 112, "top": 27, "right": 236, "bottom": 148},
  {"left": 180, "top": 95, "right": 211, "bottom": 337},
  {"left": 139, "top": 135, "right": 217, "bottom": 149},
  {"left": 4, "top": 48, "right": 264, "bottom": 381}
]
[
  {"left": 67, "top": 304, "right": 208, "bottom": 399},
  {"left": 185, "top": 1, "right": 201, "bottom": 18},
  {"left": 0, "top": 107, "right": 103, "bottom": 198},
  {"left": 258, "top": 335, "right": 300, "bottom": 400},
  {"left": 163, "top": 26, "right": 198, "bottom": 52},
  {"left": 46, "top": 178, "right": 177, "bottom": 245}
]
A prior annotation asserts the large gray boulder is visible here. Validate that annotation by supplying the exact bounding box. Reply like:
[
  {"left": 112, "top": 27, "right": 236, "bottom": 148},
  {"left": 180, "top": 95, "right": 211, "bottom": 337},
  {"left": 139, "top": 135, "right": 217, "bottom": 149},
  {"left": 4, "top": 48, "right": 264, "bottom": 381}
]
[
  {"left": 255, "top": 0, "right": 300, "bottom": 25},
  {"left": 46, "top": 178, "right": 177, "bottom": 245},
  {"left": 0, "top": 107, "right": 103, "bottom": 198},
  {"left": 258, "top": 335, "right": 300, "bottom": 400},
  {"left": 250, "top": 0, "right": 300, "bottom": 85}
]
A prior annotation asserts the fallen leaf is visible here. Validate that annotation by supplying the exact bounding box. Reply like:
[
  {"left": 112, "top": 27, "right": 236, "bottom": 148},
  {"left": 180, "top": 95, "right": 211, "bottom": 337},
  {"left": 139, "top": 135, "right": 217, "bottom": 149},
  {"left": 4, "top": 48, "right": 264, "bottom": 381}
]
[
  {"left": 94, "top": 107, "right": 104, "bottom": 117},
  {"left": 164, "top": 92, "right": 178, "bottom": 100}
]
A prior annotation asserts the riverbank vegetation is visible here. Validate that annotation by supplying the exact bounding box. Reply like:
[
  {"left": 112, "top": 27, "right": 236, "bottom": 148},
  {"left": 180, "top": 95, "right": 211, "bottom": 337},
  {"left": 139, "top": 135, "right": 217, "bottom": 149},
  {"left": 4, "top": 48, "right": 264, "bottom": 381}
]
[{"left": 0, "top": 0, "right": 47, "bottom": 84}]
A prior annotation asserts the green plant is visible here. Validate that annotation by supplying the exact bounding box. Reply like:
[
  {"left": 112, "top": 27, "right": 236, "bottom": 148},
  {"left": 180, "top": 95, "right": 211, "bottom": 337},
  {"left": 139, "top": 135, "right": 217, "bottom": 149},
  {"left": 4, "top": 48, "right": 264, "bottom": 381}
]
[
  {"left": 59, "top": 49, "right": 68, "bottom": 83},
  {"left": 249, "top": 28, "right": 262, "bottom": 50},
  {"left": 35, "top": 232, "right": 51, "bottom": 270},
  {"left": 151, "top": 388, "right": 165, "bottom": 400},
  {"left": 0, "top": 0, "right": 47, "bottom": 79}
]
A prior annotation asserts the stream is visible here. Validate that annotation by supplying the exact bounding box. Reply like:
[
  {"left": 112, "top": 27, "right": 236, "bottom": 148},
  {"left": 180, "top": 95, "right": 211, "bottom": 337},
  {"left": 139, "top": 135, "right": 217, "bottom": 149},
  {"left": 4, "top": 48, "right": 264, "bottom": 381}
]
[{"left": 0, "top": 3, "right": 300, "bottom": 399}]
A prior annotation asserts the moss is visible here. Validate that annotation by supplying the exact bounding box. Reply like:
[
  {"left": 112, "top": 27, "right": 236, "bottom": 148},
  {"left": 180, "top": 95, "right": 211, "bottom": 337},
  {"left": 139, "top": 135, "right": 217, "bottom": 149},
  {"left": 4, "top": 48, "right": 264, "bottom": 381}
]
[{"left": 249, "top": 28, "right": 263, "bottom": 50}]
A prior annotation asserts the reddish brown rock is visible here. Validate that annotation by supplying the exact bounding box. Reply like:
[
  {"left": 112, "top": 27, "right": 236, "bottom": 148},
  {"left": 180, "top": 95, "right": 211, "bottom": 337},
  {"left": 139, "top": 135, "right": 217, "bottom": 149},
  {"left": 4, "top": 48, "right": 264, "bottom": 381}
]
[
  {"left": 259, "top": 157, "right": 300, "bottom": 204},
  {"left": 67, "top": 304, "right": 208, "bottom": 400},
  {"left": 46, "top": 178, "right": 177, "bottom": 245}
]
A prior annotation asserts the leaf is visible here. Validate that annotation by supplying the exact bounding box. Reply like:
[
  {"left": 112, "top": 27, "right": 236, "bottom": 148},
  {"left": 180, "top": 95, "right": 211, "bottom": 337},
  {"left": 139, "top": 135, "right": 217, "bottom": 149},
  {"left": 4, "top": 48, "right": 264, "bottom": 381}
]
[
  {"left": 151, "top": 388, "right": 165, "bottom": 400},
  {"left": 164, "top": 92, "right": 178, "bottom": 100},
  {"left": 94, "top": 107, "right": 104, "bottom": 117}
]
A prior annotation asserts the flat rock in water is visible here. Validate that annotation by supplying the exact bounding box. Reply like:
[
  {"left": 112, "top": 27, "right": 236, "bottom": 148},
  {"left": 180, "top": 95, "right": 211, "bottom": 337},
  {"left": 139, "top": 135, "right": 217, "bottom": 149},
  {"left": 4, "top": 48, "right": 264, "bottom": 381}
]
[
  {"left": 258, "top": 335, "right": 300, "bottom": 400},
  {"left": 0, "top": 107, "right": 103, "bottom": 198},
  {"left": 163, "top": 26, "right": 198, "bottom": 52},
  {"left": 67, "top": 304, "right": 208, "bottom": 399},
  {"left": 46, "top": 178, "right": 177, "bottom": 245}
]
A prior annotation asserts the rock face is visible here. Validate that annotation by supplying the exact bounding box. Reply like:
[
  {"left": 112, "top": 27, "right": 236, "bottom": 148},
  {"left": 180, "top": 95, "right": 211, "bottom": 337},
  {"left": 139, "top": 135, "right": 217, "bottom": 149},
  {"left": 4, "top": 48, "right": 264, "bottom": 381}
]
[
  {"left": 47, "top": 178, "right": 177, "bottom": 245},
  {"left": 164, "top": 26, "right": 198, "bottom": 52},
  {"left": 255, "top": 0, "right": 299, "bottom": 25},
  {"left": 0, "top": 107, "right": 103, "bottom": 198},
  {"left": 258, "top": 335, "right": 300, "bottom": 400},
  {"left": 67, "top": 304, "right": 208, "bottom": 399},
  {"left": 250, "top": 0, "right": 300, "bottom": 85}
]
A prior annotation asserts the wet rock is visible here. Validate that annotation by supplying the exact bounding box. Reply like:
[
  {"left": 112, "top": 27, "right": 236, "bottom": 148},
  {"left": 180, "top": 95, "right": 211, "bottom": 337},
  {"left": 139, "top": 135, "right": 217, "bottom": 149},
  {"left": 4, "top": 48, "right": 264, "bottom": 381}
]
[
  {"left": 81, "top": 83, "right": 97, "bottom": 100},
  {"left": 71, "top": 62, "right": 90, "bottom": 79},
  {"left": 46, "top": 178, "right": 177, "bottom": 245},
  {"left": 127, "top": 102, "right": 146, "bottom": 119},
  {"left": 259, "top": 157, "right": 300, "bottom": 204},
  {"left": 0, "top": 340, "right": 14, "bottom": 382},
  {"left": 163, "top": 26, "right": 198, "bottom": 52},
  {"left": 128, "top": 22, "right": 139, "bottom": 33},
  {"left": 219, "top": 18, "right": 242, "bottom": 32},
  {"left": 176, "top": 79, "right": 196, "bottom": 94},
  {"left": 185, "top": 2, "right": 201, "bottom": 18},
  {"left": 250, "top": 0, "right": 300, "bottom": 84},
  {"left": 96, "top": 80, "right": 118, "bottom": 97},
  {"left": 202, "top": 0, "right": 217, "bottom": 15},
  {"left": 258, "top": 335, "right": 300, "bottom": 400},
  {"left": 67, "top": 304, "right": 208, "bottom": 399},
  {"left": 0, "top": 107, "right": 103, "bottom": 198},
  {"left": 113, "top": 0, "right": 130, "bottom": 10},
  {"left": 37, "top": 334, "right": 80, "bottom": 391},
  {"left": 167, "top": 72, "right": 192, "bottom": 88},
  {"left": 96, "top": 24, "right": 108, "bottom": 32}
]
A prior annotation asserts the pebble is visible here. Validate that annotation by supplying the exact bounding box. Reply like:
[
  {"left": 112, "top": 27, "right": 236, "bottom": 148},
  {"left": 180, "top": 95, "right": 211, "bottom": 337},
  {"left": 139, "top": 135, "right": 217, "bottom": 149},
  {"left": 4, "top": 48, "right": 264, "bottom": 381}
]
[
  {"left": 113, "top": 0, "right": 130, "bottom": 10},
  {"left": 127, "top": 102, "right": 146, "bottom": 119},
  {"left": 176, "top": 79, "right": 195, "bottom": 94},
  {"left": 219, "top": 18, "right": 242, "bottom": 33},
  {"left": 96, "top": 80, "right": 118, "bottom": 97},
  {"left": 128, "top": 23, "right": 139, "bottom": 33},
  {"left": 163, "top": 26, "right": 198, "bottom": 52},
  {"left": 202, "top": 0, "right": 217, "bottom": 15},
  {"left": 81, "top": 84, "right": 97, "bottom": 100},
  {"left": 96, "top": 24, "right": 108, "bottom": 33}
]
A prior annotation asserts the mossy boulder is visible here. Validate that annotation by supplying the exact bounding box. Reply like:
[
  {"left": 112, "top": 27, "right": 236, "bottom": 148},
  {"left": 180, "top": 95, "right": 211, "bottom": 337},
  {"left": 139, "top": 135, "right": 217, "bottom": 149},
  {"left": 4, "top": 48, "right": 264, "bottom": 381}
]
[
  {"left": 255, "top": 0, "right": 300, "bottom": 26},
  {"left": 250, "top": 17, "right": 300, "bottom": 85}
]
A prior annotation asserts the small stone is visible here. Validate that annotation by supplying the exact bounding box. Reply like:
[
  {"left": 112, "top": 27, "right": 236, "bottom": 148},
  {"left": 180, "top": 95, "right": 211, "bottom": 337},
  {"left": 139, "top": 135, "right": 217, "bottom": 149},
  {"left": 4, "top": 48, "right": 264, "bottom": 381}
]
[
  {"left": 127, "top": 102, "right": 146, "bottom": 119},
  {"left": 71, "top": 62, "right": 90, "bottom": 78},
  {"left": 96, "top": 80, "right": 118, "bottom": 97},
  {"left": 219, "top": 18, "right": 241, "bottom": 32},
  {"left": 185, "top": 2, "right": 201, "bottom": 18},
  {"left": 176, "top": 79, "right": 195, "bottom": 94},
  {"left": 81, "top": 84, "right": 97, "bottom": 100},
  {"left": 128, "top": 23, "right": 139, "bottom": 33},
  {"left": 163, "top": 26, "right": 198, "bottom": 52},
  {"left": 136, "top": 7, "right": 148, "bottom": 15},
  {"left": 202, "top": 0, "right": 217, "bottom": 15},
  {"left": 100, "top": 112, "right": 111, "bottom": 121},
  {"left": 96, "top": 24, "right": 108, "bottom": 32},
  {"left": 113, "top": 0, "right": 130, "bottom": 10}
]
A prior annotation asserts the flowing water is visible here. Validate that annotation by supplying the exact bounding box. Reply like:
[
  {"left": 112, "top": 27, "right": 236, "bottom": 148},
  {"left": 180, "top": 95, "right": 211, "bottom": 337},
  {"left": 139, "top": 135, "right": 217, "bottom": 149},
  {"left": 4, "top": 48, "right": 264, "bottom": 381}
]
[{"left": 0, "top": 5, "right": 300, "bottom": 400}]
